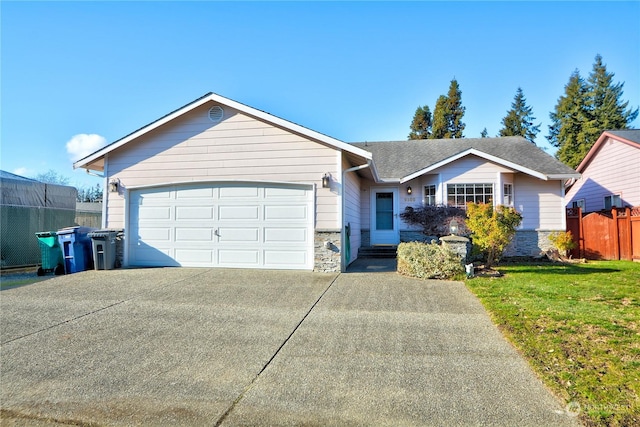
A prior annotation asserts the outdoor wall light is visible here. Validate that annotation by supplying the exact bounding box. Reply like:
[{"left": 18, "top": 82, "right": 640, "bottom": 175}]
[
  {"left": 449, "top": 218, "right": 459, "bottom": 235},
  {"left": 109, "top": 179, "right": 119, "bottom": 193},
  {"left": 322, "top": 173, "right": 331, "bottom": 188},
  {"left": 406, "top": 186, "right": 412, "bottom": 195}
]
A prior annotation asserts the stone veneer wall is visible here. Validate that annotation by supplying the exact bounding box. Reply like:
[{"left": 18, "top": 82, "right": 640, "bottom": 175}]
[
  {"left": 314, "top": 231, "right": 342, "bottom": 272},
  {"left": 504, "top": 230, "right": 557, "bottom": 257}
]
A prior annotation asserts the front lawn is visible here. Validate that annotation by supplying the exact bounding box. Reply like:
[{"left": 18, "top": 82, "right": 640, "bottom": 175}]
[{"left": 465, "top": 260, "right": 640, "bottom": 427}]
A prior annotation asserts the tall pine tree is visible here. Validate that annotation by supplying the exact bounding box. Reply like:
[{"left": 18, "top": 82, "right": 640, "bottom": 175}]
[
  {"left": 548, "top": 55, "right": 638, "bottom": 168},
  {"left": 586, "top": 54, "right": 638, "bottom": 141},
  {"left": 408, "top": 105, "right": 432, "bottom": 139},
  {"left": 431, "top": 95, "right": 449, "bottom": 139},
  {"left": 548, "top": 71, "right": 593, "bottom": 168},
  {"left": 498, "top": 87, "right": 540, "bottom": 143},
  {"left": 431, "top": 79, "right": 466, "bottom": 139}
]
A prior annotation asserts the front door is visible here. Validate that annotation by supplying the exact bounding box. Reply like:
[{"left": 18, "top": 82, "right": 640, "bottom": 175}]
[{"left": 370, "top": 188, "right": 400, "bottom": 245}]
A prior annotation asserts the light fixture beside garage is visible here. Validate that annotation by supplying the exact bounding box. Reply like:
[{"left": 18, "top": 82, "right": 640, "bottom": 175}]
[
  {"left": 109, "top": 179, "right": 119, "bottom": 193},
  {"left": 406, "top": 186, "right": 412, "bottom": 195},
  {"left": 322, "top": 173, "right": 331, "bottom": 188}
]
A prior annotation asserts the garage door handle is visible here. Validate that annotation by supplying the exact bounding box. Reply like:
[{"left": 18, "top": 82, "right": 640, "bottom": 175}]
[{"left": 214, "top": 229, "right": 220, "bottom": 237}]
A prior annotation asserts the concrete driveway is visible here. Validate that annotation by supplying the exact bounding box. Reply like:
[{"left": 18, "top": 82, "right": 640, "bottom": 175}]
[{"left": 1, "top": 267, "right": 580, "bottom": 426}]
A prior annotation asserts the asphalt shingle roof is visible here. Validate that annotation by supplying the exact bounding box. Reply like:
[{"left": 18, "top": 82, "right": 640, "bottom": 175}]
[
  {"left": 606, "top": 129, "right": 640, "bottom": 144},
  {"left": 351, "top": 136, "right": 578, "bottom": 181}
]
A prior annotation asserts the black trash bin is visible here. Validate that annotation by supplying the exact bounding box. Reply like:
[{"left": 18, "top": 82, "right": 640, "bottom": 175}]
[
  {"left": 88, "top": 230, "right": 118, "bottom": 270},
  {"left": 57, "top": 226, "right": 94, "bottom": 274}
]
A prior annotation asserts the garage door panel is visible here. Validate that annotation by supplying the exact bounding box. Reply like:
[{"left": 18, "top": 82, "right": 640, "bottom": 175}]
[
  {"left": 219, "top": 186, "right": 259, "bottom": 198},
  {"left": 175, "top": 249, "right": 213, "bottom": 264},
  {"left": 264, "top": 228, "right": 307, "bottom": 243},
  {"left": 138, "top": 206, "right": 171, "bottom": 220},
  {"left": 218, "top": 228, "right": 259, "bottom": 242},
  {"left": 264, "top": 205, "right": 307, "bottom": 220},
  {"left": 137, "top": 228, "right": 171, "bottom": 241},
  {"left": 175, "top": 187, "right": 214, "bottom": 198},
  {"left": 219, "top": 205, "right": 259, "bottom": 220},
  {"left": 265, "top": 187, "right": 308, "bottom": 198},
  {"left": 175, "top": 228, "right": 213, "bottom": 242},
  {"left": 175, "top": 206, "right": 214, "bottom": 220},
  {"left": 219, "top": 250, "right": 260, "bottom": 265},
  {"left": 264, "top": 250, "right": 308, "bottom": 267}
]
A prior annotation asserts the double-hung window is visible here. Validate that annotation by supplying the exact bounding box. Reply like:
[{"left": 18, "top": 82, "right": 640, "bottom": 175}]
[
  {"left": 424, "top": 185, "right": 436, "bottom": 206},
  {"left": 503, "top": 184, "right": 513, "bottom": 206}
]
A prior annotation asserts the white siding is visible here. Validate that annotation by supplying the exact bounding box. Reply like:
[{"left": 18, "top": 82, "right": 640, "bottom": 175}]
[
  {"left": 104, "top": 103, "right": 340, "bottom": 229},
  {"left": 342, "top": 158, "right": 362, "bottom": 263},
  {"left": 515, "top": 175, "right": 565, "bottom": 230},
  {"left": 565, "top": 137, "right": 640, "bottom": 212}
]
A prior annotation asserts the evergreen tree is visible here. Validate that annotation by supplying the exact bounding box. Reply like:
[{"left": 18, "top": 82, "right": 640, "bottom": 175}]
[
  {"left": 408, "top": 105, "right": 432, "bottom": 139},
  {"left": 480, "top": 128, "right": 489, "bottom": 138},
  {"left": 548, "top": 55, "right": 639, "bottom": 169},
  {"left": 431, "top": 95, "right": 449, "bottom": 139},
  {"left": 446, "top": 79, "right": 466, "bottom": 138},
  {"left": 547, "top": 71, "right": 592, "bottom": 168},
  {"left": 499, "top": 87, "right": 540, "bottom": 143},
  {"left": 430, "top": 79, "right": 466, "bottom": 139},
  {"left": 586, "top": 54, "right": 638, "bottom": 141}
]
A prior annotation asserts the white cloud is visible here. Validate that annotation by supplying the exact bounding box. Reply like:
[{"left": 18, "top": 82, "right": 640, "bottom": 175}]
[
  {"left": 65, "top": 134, "right": 107, "bottom": 162},
  {"left": 12, "top": 167, "right": 30, "bottom": 177}
]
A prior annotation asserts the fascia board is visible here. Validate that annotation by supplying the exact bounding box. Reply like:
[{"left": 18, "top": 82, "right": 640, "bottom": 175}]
[
  {"left": 400, "top": 148, "right": 548, "bottom": 183},
  {"left": 74, "top": 92, "right": 372, "bottom": 170}
]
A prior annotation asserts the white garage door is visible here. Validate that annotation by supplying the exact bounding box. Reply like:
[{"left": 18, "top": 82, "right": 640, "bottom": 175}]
[{"left": 128, "top": 182, "right": 314, "bottom": 269}]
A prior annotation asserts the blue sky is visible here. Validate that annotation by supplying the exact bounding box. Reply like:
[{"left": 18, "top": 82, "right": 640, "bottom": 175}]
[{"left": 2, "top": 1, "right": 639, "bottom": 189}]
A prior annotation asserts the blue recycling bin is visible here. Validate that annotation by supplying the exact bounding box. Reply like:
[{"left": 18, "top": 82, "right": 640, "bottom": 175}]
[{"left": 57, "top": 226, "right": 95, "bottom": 274}]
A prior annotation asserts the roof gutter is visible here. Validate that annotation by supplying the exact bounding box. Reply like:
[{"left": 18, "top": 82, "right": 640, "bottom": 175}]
[{"left": 341, "top": 161, "right": 371, "bottom": 272}]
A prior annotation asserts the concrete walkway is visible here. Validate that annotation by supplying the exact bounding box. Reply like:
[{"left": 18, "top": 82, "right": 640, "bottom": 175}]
[{"left": 0, "top": 267, "right": 580, "bottom": 426}]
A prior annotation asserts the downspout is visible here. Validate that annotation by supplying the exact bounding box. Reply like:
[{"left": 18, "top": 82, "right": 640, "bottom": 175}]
[{"left": 341, "top": 161, "right": 372, "bottom": 272}]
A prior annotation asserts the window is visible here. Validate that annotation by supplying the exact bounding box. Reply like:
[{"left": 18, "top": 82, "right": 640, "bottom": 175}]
[
  {"left": 424, "top": 185, "right": 436, "bottom": 206},
  {"left": 604, "top": 194, "right": 622, "bottom": 210},
  {"left": 503, "top": 184, "right": 513, "bottom": 206},
  {"left": 571, "top": 199, "right": 585, "bottom": 210},
  {"left": 447, "top": 184, "right": 493, "bottom": 208}
]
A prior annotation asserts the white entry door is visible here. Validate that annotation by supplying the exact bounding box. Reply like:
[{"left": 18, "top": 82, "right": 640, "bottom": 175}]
[
  {"left": 128, "top": 182, "right": 314, "bottom": 269},
  {"left": 370, "top": 188, "right": 400, "bottom": 245}
]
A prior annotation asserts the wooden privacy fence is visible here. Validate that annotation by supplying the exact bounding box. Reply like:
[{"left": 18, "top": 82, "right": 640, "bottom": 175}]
[{"left": 566, "top": 206, "right": 640, "bottom": 261}]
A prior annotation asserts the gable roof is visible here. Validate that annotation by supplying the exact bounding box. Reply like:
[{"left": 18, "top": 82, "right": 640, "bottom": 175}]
[
  {"left": 352, "top": 137, "right": 580, "bottom": 182},
  {"left": 73, "top": 92, "right": 373, "bottom": 172},
  {"left": 575, "top": 129, "right": 640, "bottom": 173}
]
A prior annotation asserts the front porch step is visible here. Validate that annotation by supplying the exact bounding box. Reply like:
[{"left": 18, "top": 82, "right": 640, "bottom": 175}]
[{"left": 358, "top": 246, "right": 398, "bottom": 259}]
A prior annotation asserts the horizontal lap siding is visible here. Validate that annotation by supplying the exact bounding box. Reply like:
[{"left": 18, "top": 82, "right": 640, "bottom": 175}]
[
  {"left": 515, "top": 175, "right": 564, "bottom": 230},
  {"left": 105, "top": 103, "right": 339, "bottom": 229},
  {"left": 565, "top": 137, "right": 640, "bottom": 212},
  {"left": 343, "top": 157, "right": 361, "bottom": 261}
]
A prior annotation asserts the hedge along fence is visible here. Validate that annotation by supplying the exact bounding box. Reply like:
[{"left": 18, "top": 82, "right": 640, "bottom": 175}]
[{"left": 397, "top": 241, "right": 464, "bottom": 280}]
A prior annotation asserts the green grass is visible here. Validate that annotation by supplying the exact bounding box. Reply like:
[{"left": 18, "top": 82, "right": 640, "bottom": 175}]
[{"left": 465, "top": 260, "right": 640, "bottom": 427}]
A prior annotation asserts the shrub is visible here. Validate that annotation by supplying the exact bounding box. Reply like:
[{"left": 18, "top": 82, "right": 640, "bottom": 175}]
[
  {"left": 397, "top": 241, "right": 464, "bottom": 279},
  {"left": 548, "top": 230, "right": 577, "bottom": 257},
  {"left": 399, "top": 205, "right": 469, "bottom": 237},
  {"left": 465, "top": 203, "right": 523, "bottom": 268}
]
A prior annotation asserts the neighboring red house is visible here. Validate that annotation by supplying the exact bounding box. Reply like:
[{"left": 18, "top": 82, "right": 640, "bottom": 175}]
[{"left": 565, "top": 130, "right": 640, "bottom": 213}]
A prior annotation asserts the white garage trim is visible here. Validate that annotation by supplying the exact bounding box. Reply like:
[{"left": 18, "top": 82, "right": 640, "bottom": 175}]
[{"left": 126, "top": 181, "right": 314, "bottom": 270}]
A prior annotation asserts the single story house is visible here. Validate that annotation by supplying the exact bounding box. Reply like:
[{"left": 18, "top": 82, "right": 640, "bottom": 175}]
[
  {"left": 74, "top": 92, "right": 579, "bottom": 272},
  {"left": 565, "top": 129, "right": 640, "bottom": 213}
]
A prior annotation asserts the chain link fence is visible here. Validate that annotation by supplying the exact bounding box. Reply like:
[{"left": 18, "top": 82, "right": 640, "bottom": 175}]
[{"left": 1, "top": 206, "right": 77, "bottom": 268}]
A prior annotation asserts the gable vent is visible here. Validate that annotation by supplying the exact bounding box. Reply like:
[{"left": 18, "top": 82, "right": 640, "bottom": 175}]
[{"left": 208, "top": 106, "right": 224, "bottom": 123}]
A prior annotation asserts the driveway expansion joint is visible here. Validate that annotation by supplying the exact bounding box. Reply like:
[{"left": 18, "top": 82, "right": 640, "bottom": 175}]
[{"left": 213, "top": 273, "right": 341, "bottom": 427}]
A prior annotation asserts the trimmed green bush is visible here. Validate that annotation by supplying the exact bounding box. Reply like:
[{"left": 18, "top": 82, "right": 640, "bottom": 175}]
[{"left": 397, "top": 241, "right": 464, "bottom": 280}]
